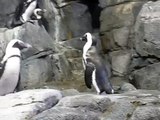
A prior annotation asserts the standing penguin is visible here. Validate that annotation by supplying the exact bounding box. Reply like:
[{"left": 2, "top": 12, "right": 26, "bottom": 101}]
[
  {"left": 80, "top": 32, "right": 114, "bottom": 94},
  {"left": 0, "top": 39, "right": 31, "bottom": 96},
  {"left": 8, "top": 0, "right": 44, "bottom": 28}
]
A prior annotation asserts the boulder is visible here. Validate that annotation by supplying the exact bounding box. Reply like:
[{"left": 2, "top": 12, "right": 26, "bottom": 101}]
[
  {"left": 0, "top": 89, "right": 62, "bottom": 120},
  {"left": 132, "top": 62, "right": 160, "bottom": 90},
  {"left": 134, "top": 1, "right": 160, "bottom": 58},
  {"left": 110, "top": 50, "right": 131, "bottom": 76},
  {"left": 100, "top": 2, "right": 144, "bottom": 32},
  {"left": 0, "top": 0, "right": 19, "bottom": 27},
  {"left": 61, "top": 89, "right": 80, "bottom": 97},
  {"left": 113, "top": 27, "right": 130, "bottom": 48},
  {"left": 31, "top": 94, "right": 112, "bottom": 120},
  {"left": 32, "top": 107, "right": 100, "bottom": 120},
  {"left": 130, "top": 106, "right": 160, "bottom": 120},
  {"left": 99, "top": 0, "right": 148, "bottom": 8},
  {"left": 19, "top": 56, "right": 53, "bottom": 90},
  {"left": 62, "top": 2, "right": 92, "bottom": 38},
  {"left": 31, "top": 90, "right": 160, "bottom": 120},
  {"left": 39, "top": 0, "right": 92, "bottom": 41},
  {"left": 120, "top": 82, "right": 137, "bottom": 93},
  {"left": 100, "top": 1, "right": 145, "bottom": 51}
]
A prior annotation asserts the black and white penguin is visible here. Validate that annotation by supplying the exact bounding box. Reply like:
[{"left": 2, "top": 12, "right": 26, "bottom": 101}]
[
  {"left": 80, "top": 32, "right": 114, "bottom": 94},
  {"left": 8, "top": 0, "right": 44, "bottom": 28},
  {"left": 0, "top": 39, "right": 31, "bottom": 96}
]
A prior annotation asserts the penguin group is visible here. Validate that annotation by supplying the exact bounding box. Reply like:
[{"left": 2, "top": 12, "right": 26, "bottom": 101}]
[
  {"left": 0, "top": 39, "right": 31, "bottom": 96},
  {"left": 80, "top": 32, "right": 114, "bottom": 94},
  {"left": 8, "top": 0, "right": 45, "bottom": 28}
]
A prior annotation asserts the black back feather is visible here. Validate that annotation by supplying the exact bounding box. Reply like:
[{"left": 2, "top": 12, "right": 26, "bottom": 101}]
[{"left": 84, "top": 59, "right": 95, "bottom": 89}]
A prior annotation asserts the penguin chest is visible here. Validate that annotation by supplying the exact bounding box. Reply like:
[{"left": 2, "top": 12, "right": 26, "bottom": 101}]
[
  {"left": 0, "top": 57, "right": 21, "bottom": 95},
  {"left": 1, "top": 57, "right": 20, "bottom": 86}
]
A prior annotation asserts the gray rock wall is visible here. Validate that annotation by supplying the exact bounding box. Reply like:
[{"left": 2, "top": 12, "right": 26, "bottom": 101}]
[
  {"left": 131, "top": 1, "right": 160, "bottom": 90},
  {"left": 99, "top": 0, "right": 160, "bottom": 90}
]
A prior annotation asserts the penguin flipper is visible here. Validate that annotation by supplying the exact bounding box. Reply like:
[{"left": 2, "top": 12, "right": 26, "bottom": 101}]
[
  {"left": 14, "top": 74, "right": 21, "bottom": 92},
  {"left": 84, "top": 63, "right": 95, "bottom": 89}
]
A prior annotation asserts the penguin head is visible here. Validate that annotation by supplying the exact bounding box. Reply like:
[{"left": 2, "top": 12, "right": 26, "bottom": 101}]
[
  {"left": 8, "top": 39, "right": 32, "bottom": 51},
  {"left": 33, "top": 8, "right": 46, "bottom": 20},
  {"left": 80, "top": 32, "right": 97, "bottom": 46},
  {"left": 1, "top": 39, "right": 31, "bottom": 63}
]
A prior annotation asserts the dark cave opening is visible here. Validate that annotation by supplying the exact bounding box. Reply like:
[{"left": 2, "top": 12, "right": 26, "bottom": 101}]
[{"left": 80, "top": 0, "right": 102, "bottom": 29}]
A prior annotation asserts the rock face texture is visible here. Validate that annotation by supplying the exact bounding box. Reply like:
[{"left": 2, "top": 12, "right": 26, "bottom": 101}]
[
  {"left": 31, "top": 90, "right": 160, "bottom": 120},
  {"left": 0, "top": 89, "right": 62, "bottom": 120},
  {"left": 131, "top": 1, "right": 160, "bottom": 90},
  {"left": 99, "top": 0, "right": 160, "bottom": 91},
  {"left": 99, "top": 0, "right": 148, "bottom": 89}
]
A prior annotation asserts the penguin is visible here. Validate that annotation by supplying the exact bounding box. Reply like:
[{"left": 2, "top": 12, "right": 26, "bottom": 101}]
[
  {"left": 0, "top": 39, "right": 31, "bottom": 96},
  {"left": 8, "top": 0, "right": 44, "bottom": 28},
  {"left": 80, "top": 32, "right": 114, "bottom": 94}
]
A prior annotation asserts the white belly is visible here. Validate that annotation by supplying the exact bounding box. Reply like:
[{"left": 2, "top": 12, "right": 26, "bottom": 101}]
[{"left": 0, "top": 57, "right": 20, "bottom": 95}]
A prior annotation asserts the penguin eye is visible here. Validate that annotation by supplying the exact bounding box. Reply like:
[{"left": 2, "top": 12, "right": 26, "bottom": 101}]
[{"left": 81, "top": 36, "right": 87, "bottom": 42}]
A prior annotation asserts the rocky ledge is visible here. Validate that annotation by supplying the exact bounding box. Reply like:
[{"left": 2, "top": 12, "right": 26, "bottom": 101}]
[{"left": 0, "top": 89, "right": 159, "bottom": 120}]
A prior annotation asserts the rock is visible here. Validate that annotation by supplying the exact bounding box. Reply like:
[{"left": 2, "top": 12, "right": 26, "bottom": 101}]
[
  {"left": 31, "top": 90, "right": 160, "bottom": 120},
  {"left": 39, "top": 0, "right": 67, "bottom": 41},
  {"left": 62, "top": 2, "right": 92, "bottom": 38},
  {"left": 99, "top": 0, "right": 148, "bottom": 8},
  {"left": 31, "top": 94, "right": 112, "bottom": 120},
  {"left": 51, "top": 53, "right": 72, "bottom": 81},
  {"left": 60, "top": 37, "right": 85, "bottom": 50},
  {"left": 130, "top": 106, "right": 160, "bottom": 120},
  {"left": 19, "top": 56, "right": 53, "bottom": 90},
  {"left": 0, "top": 89, "right": 62, "bottom": 120},
  {"left": 134, "top": 1, "right": 160, "bottom": 58},
  {"left": 0, "top": 22, "right": 56, "bottom": 58},
  {"left": 39, "top": 0, "right": 92, "bottom": 41},
  {"left": 20, "top": 22, "right": 56, "bottom": 55},
  {"left": 120, "top": 82, "right": 137, "bottom": 93},
  {"left": 61, "top": 89, "right": 80, "bottom": 97},
  {"left": 56, "top": 94, "right": 111, "bottom": 112},
  {"left": 68, "top": 58, "right": 83, "bottom": 70},
  {"left": 100, "top": 1, "right": 145, "bottom": 51},
  {"left": 0, "top": 0, "right": 19, "bottom": 27},
  {"left": 32, "top": 107, "right": 100, "bottom": 120},
  {"left": 113, "top": 27, "right": 129, "bottom": 48},
  {"left": 100, "top": 2, "right": 144, "bottom": 32},
  {"left": 132, "top": 62, "right": 160, "bottom": 90},
  {"left": 110, "top": 50, "right": 131, "bottom": 76}
]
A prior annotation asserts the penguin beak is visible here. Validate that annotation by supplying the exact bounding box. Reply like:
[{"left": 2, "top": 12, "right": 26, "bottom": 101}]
[
  {"left": 43, "top": 9, "right": 47, "bottom": 13},
  {"left": 24, "top": 43, "right": 32, "bottom": 48}
]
